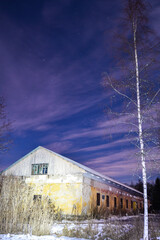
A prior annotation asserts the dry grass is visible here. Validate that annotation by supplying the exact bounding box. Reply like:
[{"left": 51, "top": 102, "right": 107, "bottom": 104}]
[
  {"left": 58, "top": 216, "right": 160, "bottom": 240},
  {"left": 0, "top": 176, "right": 61, "bottom": 235}
]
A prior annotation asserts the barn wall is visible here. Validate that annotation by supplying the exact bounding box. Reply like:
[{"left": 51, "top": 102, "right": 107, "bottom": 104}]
[
  {"left": 2, "top": 147, "right": 85, "bottom": 177},
  {"left": 25, "top": 173, "right": 83, "bottom": 215},
  {"left": 82, "top": 176, "right": 143, "bottom": 215}
]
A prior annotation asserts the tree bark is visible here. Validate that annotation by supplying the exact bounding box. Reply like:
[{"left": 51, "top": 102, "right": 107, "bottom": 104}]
[{"left": 133, "top": 20, "right": 148, "bottom": 240}]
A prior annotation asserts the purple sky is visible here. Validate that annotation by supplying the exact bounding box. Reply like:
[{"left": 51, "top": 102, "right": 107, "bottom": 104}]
[{"left": 0, "top": 0, "right": 160, "bottom": 183}]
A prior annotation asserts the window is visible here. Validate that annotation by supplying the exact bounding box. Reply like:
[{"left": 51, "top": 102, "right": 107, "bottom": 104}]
[
  {"left": 32, "top": 163, "right": 48, "bottom": 175},
  {"left": 120, "top": 198, "right": 123, "bottom": 209},
  {"left": 131, "top": 200, "right": 133, "bottom": 209},
  {"left": 33, "top": 195, "right": 42, "bottom": 201},
  {"left": 114, "top": 197, "right": 117, "bottom": 208},
  {"left": 102, "top": 195, "right": 105, "bottom": 200},
  {"left": 97, "top": 193, "right": 100, "bottom": 206},
  {"left": 126, "top": 199, "right": 128, "bottom": 209},
  {"left": 32, "top": 164, "right": 39, "bottom": 175},
  {"left": 106, "top": 195, "right": 109, "bottom": 207},
  {"left": 135, "top": 201, "right": 138, "bottom": 209}
]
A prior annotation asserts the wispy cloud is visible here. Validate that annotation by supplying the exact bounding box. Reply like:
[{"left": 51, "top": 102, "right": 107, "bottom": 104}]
[
  {"left": 83, "top": 145, "right": 160, "bottom": 180},
  {"left": 72, "top": 137, "right": 135, "bottom": 153},
  {"left": 0, "top": 9, "right": 110, "bottom": 135},
  {"left": 84, "top": 148, "right": 139, "bottom": 178},
  {"left": 0, "top": 34, "right": 106, "bottom": 134},
  {"left": 46, "top": 141, "right": 73, "bottom": 154},
  {"left": 63, "top": 114, "right": 136, "bottom": 141}
]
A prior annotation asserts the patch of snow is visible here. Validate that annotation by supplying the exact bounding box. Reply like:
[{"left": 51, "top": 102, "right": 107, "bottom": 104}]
[{"left": 0, "top": 234, "right": 88, "bottom": 240}]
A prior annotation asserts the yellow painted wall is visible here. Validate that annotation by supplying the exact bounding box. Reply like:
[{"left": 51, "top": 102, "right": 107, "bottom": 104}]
[{"left": 27, "top": 181, "right": 83, "bottom": 215}]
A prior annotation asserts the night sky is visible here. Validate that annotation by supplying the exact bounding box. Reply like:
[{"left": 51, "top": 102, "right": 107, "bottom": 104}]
[{"left": 0, "top": 0, "right": 160, "bottom": 183}]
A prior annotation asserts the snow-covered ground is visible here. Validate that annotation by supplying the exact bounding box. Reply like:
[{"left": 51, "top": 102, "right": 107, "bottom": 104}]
[
  {"left": 0, "top": 216, "right": 159, "bottom": 240},
  {"left": 0, "top": 234, "right": 89, "bottom": 240},
  {"left": 0, "top": 234, "right": 160, "bottom": 240},
  {"left": 0, "top": 234, "right": 87, "bottom": 240}
]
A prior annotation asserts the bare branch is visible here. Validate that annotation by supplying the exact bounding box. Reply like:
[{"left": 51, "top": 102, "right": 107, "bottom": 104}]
[
  {"left": 147, "top": 88, "right": 160, "bottom": 108},
  {"left": 105, "top": 72, "right": 137, "bottom": 106}
]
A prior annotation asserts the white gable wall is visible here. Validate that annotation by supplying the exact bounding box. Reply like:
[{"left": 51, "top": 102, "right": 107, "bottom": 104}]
[{"left": 2, "top": 147, "right": 85, "bottom": 176}]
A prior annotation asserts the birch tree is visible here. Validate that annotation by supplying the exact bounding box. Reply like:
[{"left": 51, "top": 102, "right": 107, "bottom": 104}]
[{"left": 103, "top": 1, "right": 160, "bottom": 239}]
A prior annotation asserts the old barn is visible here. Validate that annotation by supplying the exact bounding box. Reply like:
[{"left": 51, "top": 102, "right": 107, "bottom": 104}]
[{"left": 1, "top": 146, "right": 143, "bottom": 216}]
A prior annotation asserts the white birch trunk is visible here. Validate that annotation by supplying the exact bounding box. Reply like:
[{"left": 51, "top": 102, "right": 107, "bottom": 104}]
[{"left": 133, "top": 21, "right": 149, "bottom": 240}]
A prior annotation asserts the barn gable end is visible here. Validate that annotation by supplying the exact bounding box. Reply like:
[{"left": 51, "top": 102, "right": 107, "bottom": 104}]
[{"left": 2, "top": 146, "right": 85, "bottom": 177}]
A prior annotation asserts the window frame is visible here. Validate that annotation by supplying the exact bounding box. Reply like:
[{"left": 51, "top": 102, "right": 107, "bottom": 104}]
[
  {"left": 120, "top": 198, "right": 123, "bottom": 209},
  {"left": 140, "top": 202, "right": 142, "bottom": 209},
  {"left": 33, "top": 195, "right": 42, "bottom": 201},
  {"left": 102, "top": 195, "right": 105, "bottom": 200},
  {"left": 97, "top": 193, "right": 100, "bottom": 206},
  {"left": 114, "top": 197, "right": 117, "bottom": 208},
  {"left": 131, "top": 200, "right": 133, "bottom": 209},
  {"left": 106, "top": 195, "right": 109, "bottom": 207},
  {"left": 31, "top": 163, "right": 48, "bottom": 175},
  {"left": 126, "top": 199, "right": 128, "bottom": 209}
]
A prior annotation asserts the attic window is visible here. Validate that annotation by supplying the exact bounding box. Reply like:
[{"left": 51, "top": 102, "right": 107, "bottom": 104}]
[{"left": 32, "top": 164, "right": 48, "bottom": 175}]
